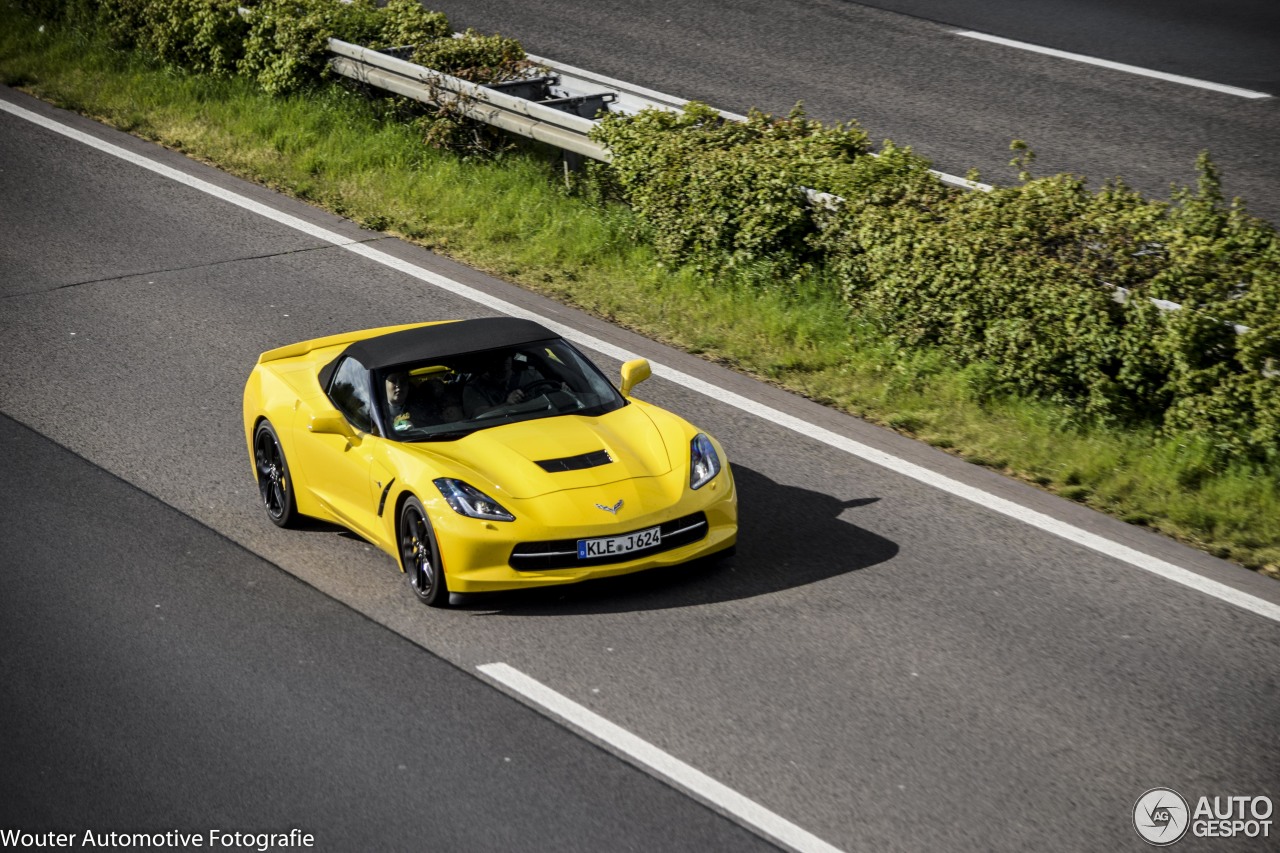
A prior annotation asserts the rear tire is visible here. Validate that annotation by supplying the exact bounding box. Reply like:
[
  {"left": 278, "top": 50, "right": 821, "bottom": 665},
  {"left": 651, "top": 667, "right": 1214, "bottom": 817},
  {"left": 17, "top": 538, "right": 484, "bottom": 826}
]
[
  {"left": 400, "top": 497, "right": 449, "bottom": 607},
  {"left": 254, "top": 420, "right": 298, "bottom": 528}
]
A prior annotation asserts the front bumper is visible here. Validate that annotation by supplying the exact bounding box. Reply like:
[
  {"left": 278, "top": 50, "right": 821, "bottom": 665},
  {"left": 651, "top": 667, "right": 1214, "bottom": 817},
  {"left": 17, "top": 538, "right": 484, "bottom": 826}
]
[{"left": 428, "top": 470, "right": 737, "bottom": 594}]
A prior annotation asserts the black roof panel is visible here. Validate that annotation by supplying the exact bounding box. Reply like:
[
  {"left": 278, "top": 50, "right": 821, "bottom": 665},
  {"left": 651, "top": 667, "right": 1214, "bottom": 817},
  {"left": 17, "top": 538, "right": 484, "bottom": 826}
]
[{"left": 344, "top": 317, "right": 559, "bottom": 371}]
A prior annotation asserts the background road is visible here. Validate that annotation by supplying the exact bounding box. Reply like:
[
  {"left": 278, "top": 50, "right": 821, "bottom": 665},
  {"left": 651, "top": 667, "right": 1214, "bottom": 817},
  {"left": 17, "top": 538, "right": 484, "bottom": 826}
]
[
  {"left": 1, "top": 86, "right": 1278, "bottom": 851},
  {"left": 428, "top": 0, "right": 1280, "bottom": 224},
  {"left": 852, "top": 0, "right": 1280, "bottom": 92}
]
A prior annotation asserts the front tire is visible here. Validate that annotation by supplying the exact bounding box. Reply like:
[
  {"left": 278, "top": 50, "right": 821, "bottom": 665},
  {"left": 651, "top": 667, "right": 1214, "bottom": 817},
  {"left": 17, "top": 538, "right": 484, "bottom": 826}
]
[
  {"left": 400, "top": 497, "right": 449, "bottom": 607},
  {"left": 254, "top": 420, "right": 298, "bottom": 528}
]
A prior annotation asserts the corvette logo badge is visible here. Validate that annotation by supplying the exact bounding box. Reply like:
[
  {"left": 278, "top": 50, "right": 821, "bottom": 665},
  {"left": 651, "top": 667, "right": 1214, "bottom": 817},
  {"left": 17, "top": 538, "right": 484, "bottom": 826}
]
[{"left": 595, "top": 499, "right": 624, "bottom": 515}]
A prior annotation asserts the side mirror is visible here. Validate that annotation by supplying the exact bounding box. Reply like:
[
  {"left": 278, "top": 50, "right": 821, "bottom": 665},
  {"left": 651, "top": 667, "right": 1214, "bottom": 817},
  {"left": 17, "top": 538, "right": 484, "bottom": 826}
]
[
  {"left": 619, "top": 358, "right": 651, "bottom": 397},
  {"left": 309, "top": 413, "right": 355, "bottom": 438}
]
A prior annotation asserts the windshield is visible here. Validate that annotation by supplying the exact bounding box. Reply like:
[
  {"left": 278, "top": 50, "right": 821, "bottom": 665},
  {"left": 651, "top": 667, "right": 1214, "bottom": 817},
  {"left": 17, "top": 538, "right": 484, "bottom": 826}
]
[{"left": 375, "top": 338, "right": 626, "bottom": 441}]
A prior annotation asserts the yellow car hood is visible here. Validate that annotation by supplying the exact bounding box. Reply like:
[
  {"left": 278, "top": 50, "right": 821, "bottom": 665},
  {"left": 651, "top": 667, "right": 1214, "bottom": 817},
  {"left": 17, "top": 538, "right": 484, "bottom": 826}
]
[{"left": 420, "top": 402, "right": 676, "bottom": 499}]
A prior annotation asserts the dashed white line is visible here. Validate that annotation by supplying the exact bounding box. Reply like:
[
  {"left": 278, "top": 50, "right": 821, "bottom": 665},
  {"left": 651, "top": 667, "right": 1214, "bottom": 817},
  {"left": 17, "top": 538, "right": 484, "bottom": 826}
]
[
  {"left": 3, "top": 95, "right": 1278, "bottom": 628},
  {"left": 957, "top": 31, "right": 1272, "bottom": 100},
  {"left": 478, "top": 663, "right": 845, "bottom": 853}
]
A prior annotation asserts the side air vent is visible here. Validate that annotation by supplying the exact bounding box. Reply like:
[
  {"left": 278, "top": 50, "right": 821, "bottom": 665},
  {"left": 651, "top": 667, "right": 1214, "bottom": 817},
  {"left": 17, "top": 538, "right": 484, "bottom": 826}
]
[{"left": 535, "top": 449, "right": 613, "bottom": 473}]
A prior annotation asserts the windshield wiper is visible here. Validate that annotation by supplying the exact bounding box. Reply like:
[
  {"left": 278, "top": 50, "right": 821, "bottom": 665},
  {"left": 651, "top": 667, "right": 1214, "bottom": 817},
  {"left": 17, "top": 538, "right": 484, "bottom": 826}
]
[{"left": 411, "top": 429, "right": 475, "bottom": 442}]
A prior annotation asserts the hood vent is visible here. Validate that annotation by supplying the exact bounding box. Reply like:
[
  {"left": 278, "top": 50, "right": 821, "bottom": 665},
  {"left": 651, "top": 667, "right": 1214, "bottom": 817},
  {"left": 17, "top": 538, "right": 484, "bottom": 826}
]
[{"left": 535, "top": 449, "right": 613, "bottom": 473}]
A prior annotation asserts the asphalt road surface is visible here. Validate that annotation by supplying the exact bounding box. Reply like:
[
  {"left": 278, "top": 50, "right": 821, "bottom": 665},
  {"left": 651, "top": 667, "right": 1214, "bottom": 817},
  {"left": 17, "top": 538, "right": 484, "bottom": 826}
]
[
  {"left": 849, "top": 0, "right": 1280, "bottom": 93},
  {"left": 2, "top": 87, "right": 1278, "bottom": 852},
  {"left": 0, "top": 414, "right": 774, "bottom": 852},
  {"left": 427, "top": 0, "right": 1280, "bottom": 224}
]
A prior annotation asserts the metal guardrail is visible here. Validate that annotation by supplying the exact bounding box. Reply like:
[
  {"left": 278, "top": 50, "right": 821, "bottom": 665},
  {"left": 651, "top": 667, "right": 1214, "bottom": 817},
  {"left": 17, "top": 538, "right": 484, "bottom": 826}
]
[{"left": 328, "top": 39, "right": 611, "bottom": 162}]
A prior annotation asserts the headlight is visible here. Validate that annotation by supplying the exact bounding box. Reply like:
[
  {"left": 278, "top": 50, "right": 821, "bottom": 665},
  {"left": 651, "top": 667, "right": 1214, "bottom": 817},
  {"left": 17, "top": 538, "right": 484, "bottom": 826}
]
[
  {"left": 689, "top": 433, "right": 721, "bottom": 490},
  {"left": 433, "top": 479, "right": 515, "bottom": 521}
]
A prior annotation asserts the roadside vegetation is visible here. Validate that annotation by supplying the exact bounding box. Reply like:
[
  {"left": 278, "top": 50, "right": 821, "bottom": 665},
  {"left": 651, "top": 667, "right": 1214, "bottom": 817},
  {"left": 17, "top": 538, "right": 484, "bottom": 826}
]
[{"left": 3, "top": 0, "right": 1278, "bottom": 578}]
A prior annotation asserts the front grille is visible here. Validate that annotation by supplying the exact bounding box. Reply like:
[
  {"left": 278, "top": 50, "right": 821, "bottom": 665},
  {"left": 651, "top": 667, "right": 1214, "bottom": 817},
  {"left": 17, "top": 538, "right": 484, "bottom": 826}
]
[{"left": 509, "top": 512, "right": 708, "bottom": 571}]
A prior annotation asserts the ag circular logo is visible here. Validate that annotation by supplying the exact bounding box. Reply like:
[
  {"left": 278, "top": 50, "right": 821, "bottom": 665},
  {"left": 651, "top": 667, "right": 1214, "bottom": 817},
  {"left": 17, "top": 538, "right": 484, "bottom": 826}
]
[{"left": 1134, "top": 788, "right": 1190, "bottom": 846}]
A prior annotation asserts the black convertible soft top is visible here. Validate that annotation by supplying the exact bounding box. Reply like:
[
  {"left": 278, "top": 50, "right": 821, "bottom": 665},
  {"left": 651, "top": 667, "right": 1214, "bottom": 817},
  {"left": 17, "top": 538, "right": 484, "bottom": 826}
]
[{"left": 333, "top": 317, "right": 557, "bottom": 377}]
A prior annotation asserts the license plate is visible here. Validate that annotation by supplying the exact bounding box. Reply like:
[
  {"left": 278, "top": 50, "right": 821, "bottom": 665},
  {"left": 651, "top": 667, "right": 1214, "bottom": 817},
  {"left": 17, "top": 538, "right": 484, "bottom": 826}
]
[{"left": 577, "top": 526, "right": 661, "bottom": 559}]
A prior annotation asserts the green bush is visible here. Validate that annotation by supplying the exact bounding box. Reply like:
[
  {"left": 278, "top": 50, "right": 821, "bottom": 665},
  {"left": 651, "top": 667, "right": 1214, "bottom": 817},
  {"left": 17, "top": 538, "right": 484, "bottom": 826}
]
[
  {"left": 834, "top": 170, "right": 1168, "bottom": 416},
  {"left": 93, "top": 0, "right": 148, "bottom": 51},
  {"left": 236, "top": 3, "right": 522, "bottom": 95},
  {"left": 377, "top": 0, "right": 449, "bottom": 49},
  {"left": 410, "top": 28, "right": 525, "bottom": 85},
  {"left": 14, "top": 0, "right": 92, "bottom": 21},
  {"left": 599, "top": 99, "right": 1280, "bottom": 462},
  {"left": 61, "top": 0, "right": 246, "bottom": 74},
  {"left": 142, "top": 0, "right": 248, "bottom": 77},
  {"left": 819, "top": 147, "right": 1280, "bottom": 462},
  {"left": 1148, "top": 160, "right": 1280, "bottom": 461},
  {"left": 240, "top": 0, "right": 383, "bottom": 96},
  {"left": 593, "top": 103, "right": 871, "bottom": 275}
]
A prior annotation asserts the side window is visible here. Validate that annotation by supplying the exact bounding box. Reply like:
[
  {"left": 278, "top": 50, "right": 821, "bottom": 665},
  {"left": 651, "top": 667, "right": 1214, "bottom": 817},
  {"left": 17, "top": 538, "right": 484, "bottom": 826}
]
[{"left": 328, "top": 357, "right": 374, "bottom": 433}]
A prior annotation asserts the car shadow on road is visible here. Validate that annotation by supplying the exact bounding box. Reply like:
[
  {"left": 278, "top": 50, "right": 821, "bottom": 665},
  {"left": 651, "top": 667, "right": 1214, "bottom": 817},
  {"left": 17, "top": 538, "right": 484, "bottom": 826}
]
[{"left": 457, "top": 465, "right": 899, "bottom": 615}]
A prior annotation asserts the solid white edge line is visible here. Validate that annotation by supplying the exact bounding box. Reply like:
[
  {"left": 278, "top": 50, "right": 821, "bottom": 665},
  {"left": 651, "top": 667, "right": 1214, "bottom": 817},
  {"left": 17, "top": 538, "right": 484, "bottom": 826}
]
[
  {"left": 477, "top": 663, "right": 845, "bottom": 853},
  {"left": 957, "top": 31, "right": 1272, "bottom": 99},
  {"left": 4, "top": 96, "right": 1279, "bottom": 625}
]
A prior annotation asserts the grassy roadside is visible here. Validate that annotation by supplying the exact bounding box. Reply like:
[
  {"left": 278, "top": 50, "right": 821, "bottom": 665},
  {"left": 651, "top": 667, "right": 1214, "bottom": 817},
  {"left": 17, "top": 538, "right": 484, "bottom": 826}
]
[{"left": 2, "top": 6, "right": 1277, "bottom": 579}]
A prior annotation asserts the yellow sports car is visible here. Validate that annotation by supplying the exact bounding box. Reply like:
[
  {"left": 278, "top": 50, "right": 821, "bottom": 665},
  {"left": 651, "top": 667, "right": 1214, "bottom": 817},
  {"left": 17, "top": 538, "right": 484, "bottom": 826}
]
[{"left": 243, "top": 318, "right": 737, "bottom": 606}]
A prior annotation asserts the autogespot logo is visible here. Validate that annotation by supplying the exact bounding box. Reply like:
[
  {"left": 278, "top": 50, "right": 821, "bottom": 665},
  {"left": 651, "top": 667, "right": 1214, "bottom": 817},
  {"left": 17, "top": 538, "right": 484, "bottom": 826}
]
[{"left": 1134, "top": 788, "right": 1191, "bottom": 846}]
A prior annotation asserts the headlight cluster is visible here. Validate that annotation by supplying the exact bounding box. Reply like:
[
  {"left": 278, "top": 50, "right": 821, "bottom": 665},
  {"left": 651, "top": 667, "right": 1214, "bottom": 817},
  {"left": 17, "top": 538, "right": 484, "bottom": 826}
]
[
  {"left": 689, "top": 433, "right": 721, "bottom": 490},
  {"left": 434, "top": 478, "right": 515, "bottom": 521}
]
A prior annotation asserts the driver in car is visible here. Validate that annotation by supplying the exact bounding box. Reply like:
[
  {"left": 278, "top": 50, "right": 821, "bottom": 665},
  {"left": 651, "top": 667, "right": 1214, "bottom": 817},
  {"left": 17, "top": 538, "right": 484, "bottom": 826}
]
[{"left": 463, "top": 354, "right": 526, "bottom": 417}]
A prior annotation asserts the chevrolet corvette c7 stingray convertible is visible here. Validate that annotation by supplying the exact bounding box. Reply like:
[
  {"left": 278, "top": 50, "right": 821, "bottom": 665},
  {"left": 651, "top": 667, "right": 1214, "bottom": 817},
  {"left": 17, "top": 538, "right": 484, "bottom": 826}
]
[{"left": 243, "top": 317, "right": 737, "bottom": 605}]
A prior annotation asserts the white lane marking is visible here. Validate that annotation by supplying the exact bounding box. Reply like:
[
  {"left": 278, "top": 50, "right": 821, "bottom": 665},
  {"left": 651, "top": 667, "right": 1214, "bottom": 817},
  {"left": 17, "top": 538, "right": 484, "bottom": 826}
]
[
  {"left": 4, "top": 96, "right": 1279, "bottom": 625},
  {"left": 957, "top": 31, "right": 1272, "bottom": 100},
  {"left": 478, "top": 663, "right": 845, "bottom": 853}
]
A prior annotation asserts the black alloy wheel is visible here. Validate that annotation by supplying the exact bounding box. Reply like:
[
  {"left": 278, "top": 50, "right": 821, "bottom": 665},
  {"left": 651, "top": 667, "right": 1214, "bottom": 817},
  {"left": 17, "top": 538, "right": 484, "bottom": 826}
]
[
  {"left": 254, "top": 420, "right": 298, "bottom": 528},
  {"left": 400, "top": 496, "right": 449, "bottom": 607}
]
